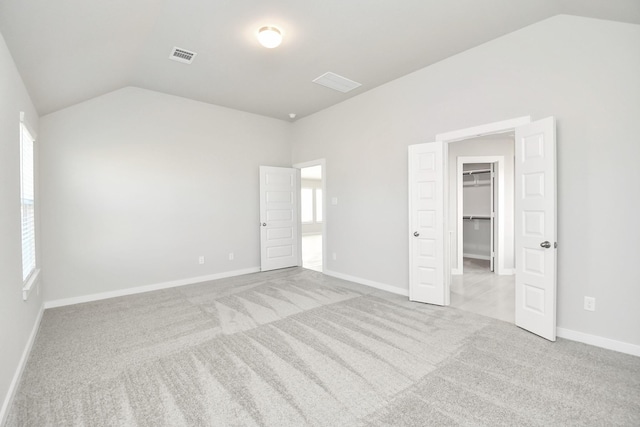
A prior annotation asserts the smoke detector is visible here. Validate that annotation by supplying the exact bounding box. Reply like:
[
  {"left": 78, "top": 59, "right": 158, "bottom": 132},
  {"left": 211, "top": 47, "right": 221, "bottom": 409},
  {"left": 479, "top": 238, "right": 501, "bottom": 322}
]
[{"left": 169, "top": 47, "right": 197, "bottom": 64}]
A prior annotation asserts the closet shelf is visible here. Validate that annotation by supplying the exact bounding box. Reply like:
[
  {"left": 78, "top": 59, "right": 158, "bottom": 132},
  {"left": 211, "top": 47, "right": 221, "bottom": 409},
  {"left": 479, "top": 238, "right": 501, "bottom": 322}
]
[{"left": 462, "top": 170, "right": 491, "bottom": 187}]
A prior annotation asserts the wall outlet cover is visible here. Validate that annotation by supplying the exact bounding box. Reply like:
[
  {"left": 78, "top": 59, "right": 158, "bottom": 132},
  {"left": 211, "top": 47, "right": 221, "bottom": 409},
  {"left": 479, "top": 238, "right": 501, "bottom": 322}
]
[{"left": 584, "top": 296, "right": 596, "bottom": 311}]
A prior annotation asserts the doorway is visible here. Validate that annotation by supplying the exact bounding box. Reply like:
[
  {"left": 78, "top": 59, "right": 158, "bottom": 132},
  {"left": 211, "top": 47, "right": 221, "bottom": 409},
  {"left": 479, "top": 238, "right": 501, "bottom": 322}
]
[
  {"left": 448, "top": 140, "right": 515, "bottom": 323},
  {"left": 295, "top": 160, "right": 325, "bottom": 272},
  {"left": 409, "top": 116, "right": 557, "bottom": 340},
  {"left": 461, "top": 162, "right": 495, "bottom": 271}
]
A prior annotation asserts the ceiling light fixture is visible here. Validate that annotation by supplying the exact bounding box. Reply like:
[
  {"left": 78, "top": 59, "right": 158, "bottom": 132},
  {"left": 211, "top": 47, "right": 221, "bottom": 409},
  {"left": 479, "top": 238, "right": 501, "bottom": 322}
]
[{"left": 257, "top": 26, "right": 283, "bottom": 48}]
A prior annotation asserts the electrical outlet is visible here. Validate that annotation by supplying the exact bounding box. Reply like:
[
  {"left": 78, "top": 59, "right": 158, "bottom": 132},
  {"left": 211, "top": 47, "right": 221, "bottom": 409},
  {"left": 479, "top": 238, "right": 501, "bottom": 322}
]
[
  {"left": 332, "top": 252, "right": 337, "bottom": 261},
  {"left": 198, "top": 256, "right": 205, "bottom": 265},
  {"left": 584, "top": 296, "right": 595, "bottom": 311},
  {"left": 228, "top": 252, "right": 234, "bottom": 261}
]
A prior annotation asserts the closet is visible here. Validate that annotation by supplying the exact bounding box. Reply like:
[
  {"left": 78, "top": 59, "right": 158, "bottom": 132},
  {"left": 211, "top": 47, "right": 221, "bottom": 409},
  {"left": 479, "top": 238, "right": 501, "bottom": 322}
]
[{"left": 462, "top": 163, "right": 494, "bottom": 271}]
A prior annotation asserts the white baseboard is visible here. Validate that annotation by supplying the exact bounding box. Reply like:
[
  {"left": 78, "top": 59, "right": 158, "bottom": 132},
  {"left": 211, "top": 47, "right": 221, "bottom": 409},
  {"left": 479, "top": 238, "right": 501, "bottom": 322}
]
[
  {"left": 1, "top": 304, "right": 44, "bottom": 426},
  {"left": 323, "top": 269, "right": 409, "bottom": 297},
  {"left": 557, "top": 327, "right": 640, "bottom": 357},
  {"left": 44, "top": 267, "right": 260, "bottom": 309},
  {"left": 322, "top": 271, "right": 639, "bottom": 357}
]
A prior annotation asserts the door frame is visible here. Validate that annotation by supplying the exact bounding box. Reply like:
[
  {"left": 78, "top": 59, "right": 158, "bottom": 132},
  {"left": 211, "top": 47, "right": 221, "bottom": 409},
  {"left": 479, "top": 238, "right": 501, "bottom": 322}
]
[
  {"left": 455, "top": 156, "right": 505, "bottom": 275},
  {"left": 411, "top": 115, "right": 557, "bottom": 341},
  {"left": 293, "top": 159, "right": 326, "bottom": 272},
  {"left": 436, "top": 116, "right": 531, "bottom": 290}
]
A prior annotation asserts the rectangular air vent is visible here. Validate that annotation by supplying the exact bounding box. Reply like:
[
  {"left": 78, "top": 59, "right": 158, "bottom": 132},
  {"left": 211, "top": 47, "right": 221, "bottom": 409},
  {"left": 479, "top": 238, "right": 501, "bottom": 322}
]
[
  {"left": 312, "top": 72, "right": 361, "bottom": 93},
  {"left": 169, "top": 47, "right": 197, "bottom": 64}
]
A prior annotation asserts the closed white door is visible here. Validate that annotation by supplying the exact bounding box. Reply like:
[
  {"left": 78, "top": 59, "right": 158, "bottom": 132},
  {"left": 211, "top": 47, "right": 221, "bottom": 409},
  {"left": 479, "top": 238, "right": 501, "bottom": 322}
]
[
  {"left": 514, "top": 117, "right": 557, "bottom": 341},
  {"left": 408, "top": 142, "right": 447, "bottom": 305},
  {"left": 259, "top": 166, "right": 300, "bottom": 271}
]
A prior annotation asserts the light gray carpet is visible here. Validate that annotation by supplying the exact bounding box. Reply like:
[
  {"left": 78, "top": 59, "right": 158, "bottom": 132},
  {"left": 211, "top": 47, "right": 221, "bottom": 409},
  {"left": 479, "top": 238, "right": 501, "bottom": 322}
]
[{"left": 6, "top": 268, "right": 640, "bottom": 426}]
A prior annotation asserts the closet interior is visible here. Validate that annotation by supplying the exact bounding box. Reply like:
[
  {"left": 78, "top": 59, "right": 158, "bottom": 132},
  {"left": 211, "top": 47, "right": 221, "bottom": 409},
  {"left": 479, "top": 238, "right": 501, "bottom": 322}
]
[{"left": 462, "top": 163, "right": 494, "bottom": 272}]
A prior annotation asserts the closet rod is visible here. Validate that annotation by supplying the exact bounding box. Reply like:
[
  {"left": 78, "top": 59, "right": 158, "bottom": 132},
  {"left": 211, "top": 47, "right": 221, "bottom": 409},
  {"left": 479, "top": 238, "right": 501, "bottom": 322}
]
[
  {"left": 463, "top": 215, "right": 491, "bottom": 220},
  {"left": 462, "top": 169, "right": 491, "bottom": 175}
]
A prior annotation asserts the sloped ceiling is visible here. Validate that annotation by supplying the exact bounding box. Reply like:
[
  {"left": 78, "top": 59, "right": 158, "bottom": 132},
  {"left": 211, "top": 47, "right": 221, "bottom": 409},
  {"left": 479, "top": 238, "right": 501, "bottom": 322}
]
[{"left": 1, "top": 0, "right": 639, "bottom": 120}]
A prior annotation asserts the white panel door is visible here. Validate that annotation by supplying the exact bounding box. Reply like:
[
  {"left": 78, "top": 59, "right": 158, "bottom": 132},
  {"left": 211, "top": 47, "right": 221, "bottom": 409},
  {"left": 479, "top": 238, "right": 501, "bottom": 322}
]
[
  {"left": 408, "top": 142, "right": 447, "bottom": 305},
  {"left": 514, "top": 117, "right": 557, "bottom": 341},
  {"left": 260, "top": 166, "right": 300, "bottom": 272},
  {"left": 490, "top": 163, "right": 495, "bottom": 272}
]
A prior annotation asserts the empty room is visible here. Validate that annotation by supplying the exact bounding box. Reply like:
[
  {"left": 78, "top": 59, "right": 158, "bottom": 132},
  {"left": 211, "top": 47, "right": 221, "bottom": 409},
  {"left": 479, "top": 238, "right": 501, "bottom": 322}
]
[{"left": 1, "top": 1, "right": 639, "bottom": 425}]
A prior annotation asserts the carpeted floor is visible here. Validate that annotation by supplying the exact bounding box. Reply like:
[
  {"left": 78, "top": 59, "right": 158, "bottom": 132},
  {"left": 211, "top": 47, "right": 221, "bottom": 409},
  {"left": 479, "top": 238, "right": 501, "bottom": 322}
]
[{"left": 6, "top": 268, "right": 640, "bottom": 426}]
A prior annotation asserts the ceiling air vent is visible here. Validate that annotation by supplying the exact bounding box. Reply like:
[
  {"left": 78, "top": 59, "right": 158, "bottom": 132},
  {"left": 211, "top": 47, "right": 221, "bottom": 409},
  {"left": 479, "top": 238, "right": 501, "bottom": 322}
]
[
  {"left": 169, "top": 47, "right": 197, "bottom": 64},
  {"left": 312, "top": 72, "right": 361, "bottom": 93}
]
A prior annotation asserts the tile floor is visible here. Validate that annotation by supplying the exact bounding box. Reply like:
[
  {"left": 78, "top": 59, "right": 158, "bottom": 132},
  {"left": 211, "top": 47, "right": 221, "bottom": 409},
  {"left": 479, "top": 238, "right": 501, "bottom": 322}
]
[{"left": 450, "top": 258, "right": 515, "bottom": 323}]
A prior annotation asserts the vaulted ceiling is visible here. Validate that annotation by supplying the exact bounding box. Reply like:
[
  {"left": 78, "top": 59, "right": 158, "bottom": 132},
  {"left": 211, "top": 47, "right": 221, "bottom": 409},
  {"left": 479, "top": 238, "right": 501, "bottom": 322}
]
[{"left": 1, "top": 0, "right": 639, "bottom": 120}]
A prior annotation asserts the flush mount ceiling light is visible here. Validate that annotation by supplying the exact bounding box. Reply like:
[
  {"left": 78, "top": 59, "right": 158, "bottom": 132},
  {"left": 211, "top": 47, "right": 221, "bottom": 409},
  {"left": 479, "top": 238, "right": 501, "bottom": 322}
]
[{"left": 257, "top": 26, "right": 283, "bottom": 48}]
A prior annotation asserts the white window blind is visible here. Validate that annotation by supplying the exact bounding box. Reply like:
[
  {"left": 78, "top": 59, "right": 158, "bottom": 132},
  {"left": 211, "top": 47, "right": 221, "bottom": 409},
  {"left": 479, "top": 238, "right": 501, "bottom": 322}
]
[{"left": 20, "top": 123, "right": 36, "bottom": 282}]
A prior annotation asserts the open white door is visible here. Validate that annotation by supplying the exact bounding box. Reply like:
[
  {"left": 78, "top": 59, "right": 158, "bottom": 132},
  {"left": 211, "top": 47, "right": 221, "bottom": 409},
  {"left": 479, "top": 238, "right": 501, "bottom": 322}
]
[
  {"left": 514, "top": 117, "right": 557, "bottom": 341},
  {"left": 490, "top": 163, "right": 496, "bottom": 272},
  {"left": 408, "top": 142, "right": 447, "bottom": 305},
  {"left": 259, "top": 166, "right": 300, "bottom": 272}
]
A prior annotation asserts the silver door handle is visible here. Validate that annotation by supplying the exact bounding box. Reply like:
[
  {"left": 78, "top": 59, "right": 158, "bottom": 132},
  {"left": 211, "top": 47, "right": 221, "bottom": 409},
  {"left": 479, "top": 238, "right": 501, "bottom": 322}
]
[
  {"left": 540, "top": 241, "right": 551, "bottom": 248},
  {"left": 262, "top": 223, "right": 267, "bottom": 226},
  {"left": 413, "top": 232, "right": 419, "bottom": 237}
]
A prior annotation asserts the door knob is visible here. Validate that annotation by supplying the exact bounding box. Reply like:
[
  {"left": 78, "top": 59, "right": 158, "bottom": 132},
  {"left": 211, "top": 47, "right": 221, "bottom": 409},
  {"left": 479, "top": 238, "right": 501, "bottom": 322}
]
[
  {"left": 262, "top": 223, "right": 267, "bottom": 226},
  {"left": 540, "top": 241, "right": 551, "bottom": 248},
  {"left": 413, "top": 232, "right": 420, "bottom": 237}
]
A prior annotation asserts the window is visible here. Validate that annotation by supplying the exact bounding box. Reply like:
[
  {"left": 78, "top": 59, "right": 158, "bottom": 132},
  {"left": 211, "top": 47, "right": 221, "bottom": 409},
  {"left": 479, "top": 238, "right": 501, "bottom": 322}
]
[
  {"left": 20, "top": 120, "right": 36, "bottom": 282},
  {"left": 315, "top": 189, "right": 323, "bottom": 222},
  {"left": 301, "top": 188, "right": 313, "bottom": 223}
]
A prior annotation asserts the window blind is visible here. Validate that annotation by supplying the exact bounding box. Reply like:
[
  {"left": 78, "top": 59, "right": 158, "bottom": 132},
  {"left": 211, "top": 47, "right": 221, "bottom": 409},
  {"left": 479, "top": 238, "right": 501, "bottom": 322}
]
[{"left": 20, "top": 123, "right": 36, "bottom": 282}]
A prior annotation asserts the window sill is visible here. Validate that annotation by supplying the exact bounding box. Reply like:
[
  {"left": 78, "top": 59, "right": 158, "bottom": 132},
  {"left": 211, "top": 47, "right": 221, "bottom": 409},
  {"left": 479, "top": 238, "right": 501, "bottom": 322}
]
[{"left": 23, "top": 268, "right": 41, "bottom": 301}]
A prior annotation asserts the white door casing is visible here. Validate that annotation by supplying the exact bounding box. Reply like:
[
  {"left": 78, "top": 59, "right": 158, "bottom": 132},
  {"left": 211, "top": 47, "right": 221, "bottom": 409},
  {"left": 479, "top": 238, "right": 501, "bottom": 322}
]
[
  {"left": 259, "top": 166, "right": 300, "bottom": 272},
  {"left": 293, "top": 159, "right": 327, "bottom": 272},
  {"left": 408, "top": 142, "right": 447, "bottom": 305},
  {"left": 514, "top": 117, "right": 557, "bottom": 341}
]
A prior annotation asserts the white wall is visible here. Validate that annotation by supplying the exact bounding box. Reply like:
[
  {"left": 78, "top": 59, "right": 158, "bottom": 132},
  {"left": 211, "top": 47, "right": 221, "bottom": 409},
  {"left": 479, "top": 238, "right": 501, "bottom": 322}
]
[
  {"left": 39, "top": 87, "right": 291, "bottom": 301},
  {"left": 0, "top": 32, "right": 42, "bottom": 421},
  {"left": 291, "top": 16, "right": 640, "bottom": 346}
]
